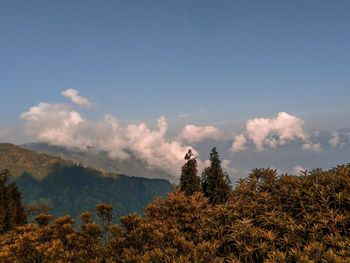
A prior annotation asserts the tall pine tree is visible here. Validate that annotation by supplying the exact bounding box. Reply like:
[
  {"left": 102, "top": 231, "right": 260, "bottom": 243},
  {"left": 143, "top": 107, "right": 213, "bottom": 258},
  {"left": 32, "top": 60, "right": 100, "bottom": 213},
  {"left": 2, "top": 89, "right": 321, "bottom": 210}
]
[
  {"left": 180, "top": 149, "right": 201, "bottom": 196},
  {"left": 201, "top": 147, "right": 231, "bottom": 205},
  {"left": 0, "top": 169, "right": 27, "bottom": 233}
]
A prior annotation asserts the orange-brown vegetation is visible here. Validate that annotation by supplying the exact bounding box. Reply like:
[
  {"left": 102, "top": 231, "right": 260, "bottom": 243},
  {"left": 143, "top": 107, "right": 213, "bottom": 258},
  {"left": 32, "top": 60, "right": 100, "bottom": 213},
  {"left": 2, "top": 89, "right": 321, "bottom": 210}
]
[{"left": 1, "top": 164, "right": 350, "bottom": 262}]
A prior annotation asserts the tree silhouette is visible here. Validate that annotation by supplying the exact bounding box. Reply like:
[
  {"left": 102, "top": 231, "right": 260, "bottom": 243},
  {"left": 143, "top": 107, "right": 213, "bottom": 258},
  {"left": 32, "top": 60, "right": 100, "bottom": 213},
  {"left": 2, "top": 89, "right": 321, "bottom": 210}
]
[
  {"left": 201, "top": 147, "right": 231, "bottom": 205},
  {"left": 180, "top": 149, "right": 201, "bottom": 196},
  {"left": 0, "top": 169, "right": 27, "bottom": 234}
]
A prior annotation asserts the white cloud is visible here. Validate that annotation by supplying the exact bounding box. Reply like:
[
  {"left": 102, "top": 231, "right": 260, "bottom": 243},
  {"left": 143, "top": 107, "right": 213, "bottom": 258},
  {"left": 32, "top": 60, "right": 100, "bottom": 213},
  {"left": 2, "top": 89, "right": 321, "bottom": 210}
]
[
  {"left": 123, "top": 116, "right": 195, "bottom": 175},
  {"left": 20, "top": 103, "right": 88, "bottom": 149},
  {"left": 229, "top": 112, "right": 321, "bottom": 152},
  {"left": 292, "top": 165, "right": 307, "bottom": 175},
  {"left": 245, "top": 112, "right": 307, "bottom": 151},
  {"left": 230, "top": 134, "right": 247, "bottom": 152},
  {"left": 329, "top": 131, "right": 347, "bottom": 148},
  {"left": 61, "top": 89, "right": 92, "bottom": 107},
  {"left": 179, "top": 124, "right": 221, "bottom": 144},
  {"left": 20, "top": 93, "right": 198, "bottom": 177},
  {"left": 301, "top": 142, "right": 322, "bottom": 152},
  {"left": 329, "top": 131, "right": 340, "bottom": 147},
  {"left": 18, "top": 91, "right": 333, "bottom": 179}
]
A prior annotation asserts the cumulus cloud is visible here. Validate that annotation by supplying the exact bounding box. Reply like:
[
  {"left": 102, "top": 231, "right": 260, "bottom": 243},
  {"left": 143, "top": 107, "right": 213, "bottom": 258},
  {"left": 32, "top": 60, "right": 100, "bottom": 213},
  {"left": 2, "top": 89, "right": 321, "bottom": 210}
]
[
  {"left": 61, "top": 89, "right": 92, "bottom": 107},
  {"left": 123, "top": 116, "right": 195, "bottom": 175},
  {"left": 230, "top": 134, "right": 247, "bottom": 152},
  {"left": 329, "top": 131, "right": 347, "bottom": 148},
  {"left": 301, "top": 142, "right": 322, "bottom": 152},
  {"left": 229, "top": 112, "right": 321, "bottom": 152},
  {"left": 329, "top": 131, "right": 340, "bottom": 147},
  {"left": 179, "top": 125, "right": 221, "bottom": 144},
  {"left": 20, "top": 92, "right": 198, "bottom": 177},
  {"left": 20, "top": 103, "right": 88, "bottom": 149},
  {"left": 245, "top": 112, "right": 307, "bottom": 151},
  {"left": 19, "top": 91, "right": 330, "bottom": 179}
]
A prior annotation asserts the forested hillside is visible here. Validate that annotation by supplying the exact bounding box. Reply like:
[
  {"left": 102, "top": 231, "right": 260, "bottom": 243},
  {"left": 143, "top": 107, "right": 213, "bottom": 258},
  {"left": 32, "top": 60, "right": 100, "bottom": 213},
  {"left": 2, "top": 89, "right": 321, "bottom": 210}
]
[
  {"left": 0, "top": 143, "right": 173, "bottom": 223},
  {"left": 0, "top": 143, "right": 73, "bottom": 179},
  {"left": 16, "top": 165, "right": 173, "bottom": 223}
]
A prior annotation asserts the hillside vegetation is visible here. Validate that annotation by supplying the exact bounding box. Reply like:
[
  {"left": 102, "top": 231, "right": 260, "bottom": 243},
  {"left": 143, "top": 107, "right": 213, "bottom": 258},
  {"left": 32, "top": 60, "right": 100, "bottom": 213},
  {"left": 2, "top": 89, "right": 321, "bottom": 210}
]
[
  {"left": 0, "top": 143, "right": 173, "bottom": 223},
  {"left": 0, "top": 143, "right": 72, "bottom": 179},
  {"left": 16, "top": 165, "right": 173, "bottom": 223},
  {"left": 1, "top": 147, "right": 350, "bottom": 262}
]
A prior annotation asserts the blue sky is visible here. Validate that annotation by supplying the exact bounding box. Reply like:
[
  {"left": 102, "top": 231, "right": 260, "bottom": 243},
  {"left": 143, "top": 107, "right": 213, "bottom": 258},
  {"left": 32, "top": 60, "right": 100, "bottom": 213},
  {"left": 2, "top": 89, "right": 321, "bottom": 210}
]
[{"left": 1, "top": 1, "right": 350, "bottom": 180}]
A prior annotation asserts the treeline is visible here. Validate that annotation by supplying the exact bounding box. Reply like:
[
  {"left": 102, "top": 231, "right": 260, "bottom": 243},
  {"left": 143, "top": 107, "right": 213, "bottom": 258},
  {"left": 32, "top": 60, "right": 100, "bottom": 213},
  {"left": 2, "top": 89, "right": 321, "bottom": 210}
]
[{"left": 1, "top": 149, "right": 350, "bottom": 262}]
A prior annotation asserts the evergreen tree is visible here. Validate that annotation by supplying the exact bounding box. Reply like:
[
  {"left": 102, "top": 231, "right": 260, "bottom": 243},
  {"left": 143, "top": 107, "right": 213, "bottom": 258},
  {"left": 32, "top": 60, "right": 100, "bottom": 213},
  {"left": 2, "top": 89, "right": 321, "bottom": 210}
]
[
  {"left": 201, "top": 147, "right": 231, "bottom": 205},
  {"left": 180, "top": 149, "right": 201, "bottom": 196},
  {"left": 0, "top": 169, "right": 27, "bottom": 233}
]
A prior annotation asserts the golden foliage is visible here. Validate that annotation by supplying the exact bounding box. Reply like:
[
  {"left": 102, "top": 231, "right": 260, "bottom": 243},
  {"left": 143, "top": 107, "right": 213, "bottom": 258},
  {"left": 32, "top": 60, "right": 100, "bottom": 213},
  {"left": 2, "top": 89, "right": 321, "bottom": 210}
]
[{"left": 1, "top": 164, "right": 350, "bottom": 262}]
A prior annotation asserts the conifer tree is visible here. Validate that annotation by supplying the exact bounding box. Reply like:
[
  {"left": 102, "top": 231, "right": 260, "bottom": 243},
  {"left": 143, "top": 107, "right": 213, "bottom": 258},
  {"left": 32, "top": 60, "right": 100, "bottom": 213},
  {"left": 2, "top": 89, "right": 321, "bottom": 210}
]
[
  {"left": 0, "top": 169, "right": 27, "bottom": 233},
  {"left": 201, "top": 147, "right": 231, "bottom": 205},
  {"left": 180, "top": 149, "right": 201, "bottom": 196}
]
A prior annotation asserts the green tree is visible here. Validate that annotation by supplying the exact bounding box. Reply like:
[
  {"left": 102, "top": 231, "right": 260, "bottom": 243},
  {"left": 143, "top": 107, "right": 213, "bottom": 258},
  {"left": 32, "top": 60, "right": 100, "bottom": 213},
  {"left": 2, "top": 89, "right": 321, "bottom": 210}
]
[
  {"left": 0, "top": 169, "right": 27, "bottom": 234},
  {"left": 180, "top": 149, "right": 201, "bottom": 196},
  {"left": 201, "top": 148, "right": 231, "bottom": 205}
]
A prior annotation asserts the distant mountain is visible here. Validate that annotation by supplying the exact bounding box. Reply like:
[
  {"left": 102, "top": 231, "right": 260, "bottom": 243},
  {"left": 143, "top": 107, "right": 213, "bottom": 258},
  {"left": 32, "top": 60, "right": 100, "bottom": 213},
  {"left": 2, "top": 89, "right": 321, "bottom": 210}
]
[
  {"left": 0, "top": 143, "right": 173, "bottom": 222},
  {"left": 0, "top": 143, "right": 72, "bottom": 179},
  {"left": 22, "top": 143, "right": 175, "bottom": 182}
]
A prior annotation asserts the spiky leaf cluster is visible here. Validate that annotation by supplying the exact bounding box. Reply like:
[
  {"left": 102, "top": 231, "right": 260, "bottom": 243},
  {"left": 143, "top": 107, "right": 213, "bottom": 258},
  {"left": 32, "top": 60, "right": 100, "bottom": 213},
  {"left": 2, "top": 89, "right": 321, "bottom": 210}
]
[{"left": 207, "top": 165, "right": 350, "bottom": 262}]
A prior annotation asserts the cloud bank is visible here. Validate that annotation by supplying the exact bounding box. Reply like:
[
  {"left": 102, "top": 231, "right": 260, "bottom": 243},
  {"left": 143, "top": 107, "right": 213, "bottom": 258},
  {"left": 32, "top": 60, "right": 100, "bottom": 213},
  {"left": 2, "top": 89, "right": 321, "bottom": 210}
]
[
  {"left": 19, "top": 90, "right": 334, "bottom": 179},
  {"left": 20, "top": 104, "right": 197, "bottom": 176}
]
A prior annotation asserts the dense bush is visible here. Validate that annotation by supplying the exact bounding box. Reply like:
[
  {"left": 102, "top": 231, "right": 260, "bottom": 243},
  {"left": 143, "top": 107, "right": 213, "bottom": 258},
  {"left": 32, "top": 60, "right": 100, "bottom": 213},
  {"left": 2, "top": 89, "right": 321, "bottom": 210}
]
[
  {"left": 1, "top": 164, "right": 350, "bottom": 262},
  {"left": 209, "top": 165, "right": 350, "bottom": 262}
]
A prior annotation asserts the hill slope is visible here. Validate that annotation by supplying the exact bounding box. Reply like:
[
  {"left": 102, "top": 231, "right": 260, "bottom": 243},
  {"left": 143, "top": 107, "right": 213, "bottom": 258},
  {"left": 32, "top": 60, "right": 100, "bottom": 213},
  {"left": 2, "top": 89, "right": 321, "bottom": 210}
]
[
  {"left": 0, "top": 143, "right": 72, "bottom": 179},
  {"left": 0, "top": 143, "right": 173, "bottom": 222}
]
